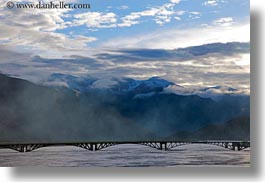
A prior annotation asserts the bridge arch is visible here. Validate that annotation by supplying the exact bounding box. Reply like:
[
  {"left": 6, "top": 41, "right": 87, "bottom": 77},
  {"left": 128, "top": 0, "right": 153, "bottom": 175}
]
[{"left": 7, "top": 144, "right": 48, "bottom": 152}]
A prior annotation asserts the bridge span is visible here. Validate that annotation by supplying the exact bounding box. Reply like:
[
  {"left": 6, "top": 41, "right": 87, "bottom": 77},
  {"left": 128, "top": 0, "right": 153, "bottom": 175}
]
[{"left": 0, "top": 141, "right": 250, "bottom": 153}]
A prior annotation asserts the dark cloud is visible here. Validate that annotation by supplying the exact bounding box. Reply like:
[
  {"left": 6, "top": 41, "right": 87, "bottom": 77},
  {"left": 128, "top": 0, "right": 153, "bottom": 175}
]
[
  {"left": 32, "top": 55, "right": 103, "bottom": 68},
  {"left": 95, "top": 42, "right": 250, "bottom": 62},
  {"left": 0, "top": 46, "right": 32, "bottom": 63}
]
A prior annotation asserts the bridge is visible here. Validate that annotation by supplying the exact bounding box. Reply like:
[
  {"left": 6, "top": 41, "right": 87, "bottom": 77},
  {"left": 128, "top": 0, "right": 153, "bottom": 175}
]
[{"left": 0, "top": 141, "right": 250, "bottom": 153}]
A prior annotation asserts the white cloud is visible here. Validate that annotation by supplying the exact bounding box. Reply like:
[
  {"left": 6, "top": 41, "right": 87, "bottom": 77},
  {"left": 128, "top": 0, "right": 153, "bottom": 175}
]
[
  {"left": 203, "top": 0, "right": 227, "bottom": 7},
  {"left": 118, "top": 5, "right": 129, "bottom": 10},
  {"left": 118, "top": 13, "right": 141, "bottom": 27},
  {"left": 203, "top": 0, "right": 218, "bottom": 6},
  {"left": 73, "top": 12, "right": 117, "bottom": 28},
  {"left": 188, "top": 11, "right": 201, "bottom": 20},
  {"left": 213, "top": 17, "right": 234, "bottom": 26},
  {"left": 170, "top": 0, "right": 181, "bottom": 3},
  {"left": 190, "top": 12, "right": 201, "bottom": 15},
  {"left": 74, "top": 35, "right": 97, "bottom": 43}
]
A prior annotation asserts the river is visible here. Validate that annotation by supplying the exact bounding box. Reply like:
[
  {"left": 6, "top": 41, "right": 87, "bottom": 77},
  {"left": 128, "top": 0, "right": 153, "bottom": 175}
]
[{"left": 0, "top": 144, "right": 250, "bottom": 167}]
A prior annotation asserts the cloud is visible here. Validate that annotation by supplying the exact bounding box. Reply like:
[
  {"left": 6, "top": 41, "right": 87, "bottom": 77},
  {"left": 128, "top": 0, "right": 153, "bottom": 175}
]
[
  {"left": 72, "top": 0, "right": 183, "bottom": 28},
  {"left": 0, "top": 45, "right": 31, "bottom": 62},
  {"left": 118, "top": 5, "right": 129, "bottom": 10},
  {"left": 102, "top": 22, "right": 250, "bottom": 49},
  {"left": 73, "top": 35, "right": 98, "bottom": 43},
  {"left": 0, "top": 1, "right": 98, "bottom": 56},
  {"left": 213, "top": 17, "right": 234, "bottom": 26},
  {"left": 203, "top": 0, "right": 219, "bottom": 6},
  {"left": 118, "top": 0, "right": 183, "bottom": 27},
  {"left": 97, "top": 42, "right": 249, "bottom": 62},
  {"left": 73, "top": 12, "right": 117, "bottom": 28},
  {"left": 170, "top": 0, "right": 181, "bottom": 3},
  {"left": 118, "top": 13, "right": 141, "bottom": 27},
  {"left": 68, "top": 0, "right": 185, "bottom": 28}
]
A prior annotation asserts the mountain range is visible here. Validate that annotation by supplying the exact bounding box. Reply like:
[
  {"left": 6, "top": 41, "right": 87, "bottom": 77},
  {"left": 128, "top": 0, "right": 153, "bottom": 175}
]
[{"left": 44, "top": 73, "right": 245, "bottom": 99}]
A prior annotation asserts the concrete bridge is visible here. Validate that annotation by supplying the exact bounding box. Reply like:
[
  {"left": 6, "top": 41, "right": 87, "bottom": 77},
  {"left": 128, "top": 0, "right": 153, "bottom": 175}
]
[{"left": 0, "top": 141, "right": 250, "bottom": 152}]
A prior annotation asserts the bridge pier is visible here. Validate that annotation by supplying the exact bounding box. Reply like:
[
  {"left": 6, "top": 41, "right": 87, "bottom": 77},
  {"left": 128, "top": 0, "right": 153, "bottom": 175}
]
[
  {"left": 236, "top": 143, "right": 241, "bottom": 151},
  {"left": 159, "top": 142, "right": 168, "bottom": 150},
  {"left": 231, "top": 142, "right": 241, "bottom": 151},
  {"left": 92, "top": 144, "right": 97, "bottom": 151}
]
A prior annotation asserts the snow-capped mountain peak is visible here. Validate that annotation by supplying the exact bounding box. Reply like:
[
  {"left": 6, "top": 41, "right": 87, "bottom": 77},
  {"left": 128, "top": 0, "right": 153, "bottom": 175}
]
[{"left": 110, "top": 77, "right": 175, "bottom": 94}]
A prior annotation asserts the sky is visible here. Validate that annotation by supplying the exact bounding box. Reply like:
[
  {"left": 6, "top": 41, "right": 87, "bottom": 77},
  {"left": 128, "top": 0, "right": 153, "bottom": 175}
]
[{"left": 0, "top": 0, "right": 250, "bottom": 92}]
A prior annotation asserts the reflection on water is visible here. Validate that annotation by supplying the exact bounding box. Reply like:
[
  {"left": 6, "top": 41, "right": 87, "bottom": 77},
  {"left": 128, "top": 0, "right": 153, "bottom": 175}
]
[{"left": 0, "top": 144, "right": 250, "bottom": 167}]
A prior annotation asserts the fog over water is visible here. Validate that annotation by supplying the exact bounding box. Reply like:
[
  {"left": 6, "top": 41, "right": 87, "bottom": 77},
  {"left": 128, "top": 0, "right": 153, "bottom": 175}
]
[{"left": 0, "top": 144, "right": 250, "bottom": 167}]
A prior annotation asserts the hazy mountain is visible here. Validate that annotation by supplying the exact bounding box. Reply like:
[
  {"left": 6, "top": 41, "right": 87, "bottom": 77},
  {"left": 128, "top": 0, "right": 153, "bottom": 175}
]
[
  {"left": 45, "top": 73, "right": 97, "bottom": 93},
  {"left": 168, "top": 116, "right": 250, "bottom": 141},
  {"left": 0, "top": 74, "right": 250, "bottom": 142},
  {"left": 0, "top": 74, "right": 154, "bottom": 143},
  {"left": 110, "top": 92, "right": 249, "bottom": 137}
]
